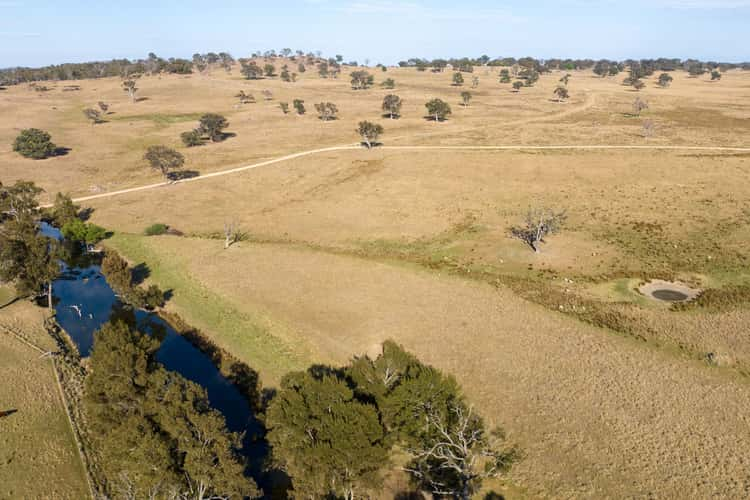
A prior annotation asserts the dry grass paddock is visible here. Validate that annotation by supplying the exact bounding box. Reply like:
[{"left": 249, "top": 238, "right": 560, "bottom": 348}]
[
  {"left": 0, "top": 301, "right": 89, "bottom": 499},
  {"left": 2, "top": 61, "right": 750, "bottom": 497}
]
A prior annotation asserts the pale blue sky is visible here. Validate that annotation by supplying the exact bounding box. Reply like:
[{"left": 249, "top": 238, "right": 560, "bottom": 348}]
[{"left": 1, "top": 0, "right": 749, "bottom": 68}]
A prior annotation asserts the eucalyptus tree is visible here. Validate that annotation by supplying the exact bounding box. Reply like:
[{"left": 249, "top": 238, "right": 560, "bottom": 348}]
[
  {"left": 382, "top": 94, "right": 402, "bottom": 119},
  {"left": 425, "top": 98, "right": 451, "bottom": 122}
]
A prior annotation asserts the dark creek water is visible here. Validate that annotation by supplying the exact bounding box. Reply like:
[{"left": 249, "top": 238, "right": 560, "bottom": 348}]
[{"left": 41, "top": 223, "right": 271, "bottom": 489}]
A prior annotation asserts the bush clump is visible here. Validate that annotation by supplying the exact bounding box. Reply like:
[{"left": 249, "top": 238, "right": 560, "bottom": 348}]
[
  {"left": 13, "top": 128, "right": 57, "bottom": 159},
  {"left": 144, "top": 223, "right": 169, "bottom": 236}
]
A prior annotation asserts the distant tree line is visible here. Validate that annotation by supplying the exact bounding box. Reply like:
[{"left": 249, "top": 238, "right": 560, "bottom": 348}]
[{"left": 397, "top": 56, "right": 750, "bottom": 74}]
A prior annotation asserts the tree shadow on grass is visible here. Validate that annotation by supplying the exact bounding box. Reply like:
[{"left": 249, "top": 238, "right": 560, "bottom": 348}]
[
  {"left": 422, "top": 115, "right": 449, "bottom": 122},
  {"left": 168, "top": 170, "right": 200, "bottom": 181},
  {"left": 394, "top": 492, "right": 425, "bottom": 499},
  {"left": 53, "top": 147, "right": 71, "bottom": 157},
  {"left": 359, "top": 141, "right": 384, "bottom": 149},
  {"left": 135, "top": 96, "right": 149, "bottom": 102},
  {"left": 131, "top": 263, "right": 150, "bottom": 285},
  {"left": 78, "top": 207, "right": 95, "bottom": 222},
  {"left": 484, "top": 492, "right": 506, "bottom": 500}
]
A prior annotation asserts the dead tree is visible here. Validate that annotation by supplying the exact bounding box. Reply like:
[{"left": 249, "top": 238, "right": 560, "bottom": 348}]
[
  {"left": 510, "top": 206, "right": 567, "bottom": 253},
  {"left": 632, "top": 97, "right": 648, "bottom": 116},
  {"left": 122, "top": 75, "right": 141, "bottom": 102},
  {"left": 642, "top": 119, "right": 656, "bottom": 138},
  {"left": 223, "top": 221, "right": 240, "bottom": 249},
  {"left": 404, "top": 403, "right": 517, "bottom": 500}
]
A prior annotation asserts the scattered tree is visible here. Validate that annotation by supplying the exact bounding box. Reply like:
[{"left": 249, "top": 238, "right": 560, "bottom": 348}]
[
  {"left": 293, "top": 99, "right": 306, "bottom": 115},
  {"left": 658, "top": 73, "right": 673, "bottom": 88},
  {"left": 559, "top": 73, "right": 571, "bottom": 86},
  {"left": 236, "top": 90, "right": 255, "bottom": 104},
  {"left": 298, "top": 62, "right": 306, "bottom": 73},
  {"left": 629, "top": 78, "right": 646, "bottom": 91},
  {"left": 512, "top": 80, "right": 524, "bottom": 92},
  {"left": 642, "top": 119, "right": 656, "bottom": 138},
  {"left": 97, "top": 101, "right": 109, "bottom": 114},
  {"left": 471, "top": 76, "right": 480, "bottom": 88},
  {"left": 279, "top": 102, "right": 290, "bottom": 114},
  {"left": 632, "top": 97, "right": 649, "bottom": 116},
  {"left": 181, "top": 130, "right": 202, "bottom": 147},
  {"left": 350, "top": 70, "right": 374, "bottom": 89},
  {"left": 143, "top": 146, "right": 185, "bottom": 180},
  {"left": 510, "top": 206, "right": 567, "bottom": 253},
  {"left": 425, "top": 98, "right": 452, "bottom": 122},
  {"left": 711, "top": 70, "right": 722, "bottom": 81},
  {"left": 315, "top": 102, "right": 339, "bottom": 121},
  {"left": 452, "top": 72, "right": 464, "bottom": 86},
  {"left": 382, "top": 94, "right": 403, "bottom": 119},
  {"left": 13, "top": 128, "right": 57, "bottom": 159},
  {"left": 264, "top": 63, "right": 276, "bottom": 77},
  {"left": 121, "top": 76, "right": 139, "bottom": 102},
  {"left": 381, "top": 78, "right": 396, "bottom": 89},
  {"left": 499, "top": 69, "right": 511, "bottom": 83},
  {"left": 83, "top": 108, "right": 103, "bottom": 125},
  {"left": 357, "top": 121, "right": 384, "bottom": 148},
  {"left": 198, "top": 113, "right": 229, "bottom": 141},
  {"left": 280, "top": 65, "right": 291, "bottom": 82},
  {"left": 460, "top": 91, "right": 472, "bottom": 107},
  {"left": 240, "top": 61, "right": 263, "bottom": 79},
  {"left": 317, "top": 61, "right": 329, "bottom": 78},
  {"left": 262, "top": 89, "right": 273, "bottom": 101},
  {"left": 553, "top": 86, "right": 569, "bottom": 102}
]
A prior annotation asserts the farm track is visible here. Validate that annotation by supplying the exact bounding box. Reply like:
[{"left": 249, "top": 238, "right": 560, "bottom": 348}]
[{"left": 59, "top": 143, "right": 750, "bottom": 205}]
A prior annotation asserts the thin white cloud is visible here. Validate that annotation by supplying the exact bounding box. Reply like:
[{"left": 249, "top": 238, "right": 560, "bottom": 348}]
[
  {"left": 327, "top": 1, "right": 525, "bottom": 23},
  {"left": 660, "top": 0, "right": 750, "bottom": 6},
  {"left": 577, "top": 0, "right": 750, "bottom": 7},
  {"left": 0, "top": 32, "right": 41, "bottom": 37}
]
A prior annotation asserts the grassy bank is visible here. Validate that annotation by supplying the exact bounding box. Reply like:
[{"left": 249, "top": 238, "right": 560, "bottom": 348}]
[{"left": 105, "top": 232, "right": 310, "bottom": 385}]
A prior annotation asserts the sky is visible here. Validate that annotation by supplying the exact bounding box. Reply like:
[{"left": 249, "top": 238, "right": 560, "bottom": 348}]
[{"left": 1, "top": 0, "right": 749, "bottom": 68}]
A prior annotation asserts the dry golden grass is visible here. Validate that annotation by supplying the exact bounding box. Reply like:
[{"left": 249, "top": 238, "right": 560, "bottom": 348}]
[
  {"left": 2, "top": 64, "right": 748, "bottom": 201},
  {"left": 3, "top": 63, "right": 750, "bottom": 497},
  {"left": 0, "top": 301, "right": 89, "bottom": 499}
]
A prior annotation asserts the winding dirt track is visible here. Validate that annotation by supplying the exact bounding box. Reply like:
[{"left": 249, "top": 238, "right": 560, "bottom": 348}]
[{"left": 63, "top": 143, "right": 750, "bottom": 205}]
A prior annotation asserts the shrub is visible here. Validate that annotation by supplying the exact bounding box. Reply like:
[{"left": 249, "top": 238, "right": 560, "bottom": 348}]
[
  {"left": 144, "top": 223, "right": 169, "bottom": 236},
  {"left": 141, "top": 284, "right": 165, "bottom": 309},
  {"left": 13, "top": 128, "right": 57, "bottom": 159},
  {"left": 61, "top": 219, "right": 107, "bottom": 244},
  {"left": 181, "top": 129, "right": 202, "bottom": 147}
]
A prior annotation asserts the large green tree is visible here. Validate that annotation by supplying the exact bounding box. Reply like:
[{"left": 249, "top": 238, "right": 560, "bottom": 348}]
[
  {"left": 350, "top": 70, "right": 374, "bottom": 90},
  {"left": 13, "top": 128, "right": 57, "bottom": 159},
  {"left": 85, "top": 321, "right": 259, "bottom": 499},
  {"left": 198, "top": 113, "right": 229, "bottom": 142},
  {"left": 266, "top": 370, "right": 389, "bottom": 499},
  {"left": 425, "top": 98, "right": 452, "bottom": 122},
  {"left": 0, "top": 181, "right": 61, "bottom": 308},
  {"left": 347, "top": 341, "right": 517, "bottom": 498},
  {"left": 382, "top": 94, "right": 402, "bottom": 119},
  {"left": 143, "top": 146, "right": 185, "bottom": 180}
]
